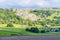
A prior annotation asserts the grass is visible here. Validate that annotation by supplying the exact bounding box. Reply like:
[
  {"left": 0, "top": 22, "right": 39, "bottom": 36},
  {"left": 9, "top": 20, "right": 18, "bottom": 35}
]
[
  {"left": 0, "top": 24, "right": 60, "bottom": 28},
  {"left": 0, "top": 27, "right": 60, "bottom": 36},
  {"left": 0, "top": 24, "right": 60, "bottom": 36},
  {"left": 0, "top": 24, "right": 7, "bottom": 27},
  {"left": 0, "top": 27, "right": 40, "bottom": 36},
  {"left": 0, "top": 24, "right": 27, "bottom": 28}
]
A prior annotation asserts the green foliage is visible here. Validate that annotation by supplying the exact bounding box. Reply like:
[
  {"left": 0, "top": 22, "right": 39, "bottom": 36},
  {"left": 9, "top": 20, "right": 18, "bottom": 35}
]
[
  {"left": 40, "top": 30, "right": 46, "bottom": 33},
  {"left": 26, "top": 27, "right": 39, "bottom": 33},
  {"left": 0, "top": 8, "right": 60, "bottom": 36},
  {"left": 0, "top": 8, "right": 60, "bottom": 29},
  {"left": 7, "top": 22, "right": 14, "bottom": 27},
  {"left": 40, "top": 29, "right": 50, "bottom": 33}
]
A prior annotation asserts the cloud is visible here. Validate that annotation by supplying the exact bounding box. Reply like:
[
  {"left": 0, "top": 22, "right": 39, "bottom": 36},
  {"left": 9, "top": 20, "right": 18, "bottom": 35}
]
[
  {"left": 35, "top": 0, "right": 50, "bottom": 7},
  {"left": 15, "top": 0, "right": 31, "bottom": 6},
  {"left": 0, "top": 0, "right": 60, "bottom": 8},
  {"left": 0, "top": 0, "right": 6, "bottom": 3}
]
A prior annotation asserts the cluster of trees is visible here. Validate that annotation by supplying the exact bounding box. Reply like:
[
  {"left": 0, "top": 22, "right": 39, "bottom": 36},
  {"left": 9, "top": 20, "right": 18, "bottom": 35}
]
[
  {"left": 0, "top": 8, "right": 60, "bottom": 28},
  {"left": 26, "top": 27, "right": 60, "bottom": 33},
  {"left": 0, "top": 9, "right": 25, "bottom": 24},
  {"left": 30, "top": 9, "right": 60, "bottom": 26}
]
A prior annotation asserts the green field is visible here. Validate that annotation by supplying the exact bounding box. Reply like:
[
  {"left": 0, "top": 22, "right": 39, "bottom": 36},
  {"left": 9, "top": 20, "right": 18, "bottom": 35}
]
[
  {"left": 0, "top": 27, "right": 60, "bottom": 36},
  {"left": 0, "top": 24, "right": 60, "bottom": 36}
]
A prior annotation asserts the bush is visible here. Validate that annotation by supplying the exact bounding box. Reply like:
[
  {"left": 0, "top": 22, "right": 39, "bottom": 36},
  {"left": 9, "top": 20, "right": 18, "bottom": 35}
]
[
  {"left": 39, "top": 28, "right": 50, "bottom": 33},
  {"left": 26, "top": 27, "right": 39, "bottom": 33},
  {"left": 46, "top": 30, "right": 50, "bottom": 32},
  {"left": 7, "top": 23, "right": 14, "bottom": 27},
  {"left": 55, "top": 28, "right": 60, "bottom": 32},
  {"left": 40, "top": 30, "right": 46, "bottom": 33},
  {"left": 26, "top": 28, "right": 30, "bottom": 31},
  {"left": 55, "top": 30, "right": 58, "bottom": 32},
  {"left": 30, "top": 27, "right": 39, "bottom": 33},
  {"left": 50, "top": 28, "right": 60, "bottom": 32},
  {"left": 26, "top": 27, "right": 50, "bottom": 33}
]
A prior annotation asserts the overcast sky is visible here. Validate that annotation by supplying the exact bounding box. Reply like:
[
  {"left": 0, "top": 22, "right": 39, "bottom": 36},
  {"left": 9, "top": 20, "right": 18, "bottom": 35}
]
[{"left": 0, "top": 0, "right": 60, "bottom": 8}]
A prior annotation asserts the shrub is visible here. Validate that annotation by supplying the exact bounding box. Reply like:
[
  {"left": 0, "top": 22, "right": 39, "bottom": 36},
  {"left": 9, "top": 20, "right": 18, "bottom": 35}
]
[
  {"left": 40, "top": 30, "right": 46, "bottom": 33},
  {"left": 26, "top": 28, "right": 30, "bottom": 31},
  {"left": 30, "top": 27, "right": 39, "bottom": 33},
  {"left": 46, "top": 30, "right": 50, "bottom": 32},
  {"left": 26, "top": 27, "right": 50, "bottom": 33},
  {"left": 55, "top": 30, "right": 58, "bottom": 32},
  {"left": 7, "top": 23, "right": 14, "bottom": 27},
  {"left": 49, "top": 28, "right": 60, "bottom": 32},
  {"left": 55, "top": 28, "right": 60, "bottom": 32},
  {"left": 26, "top": 27, "right": 39, "bottom": 33}
]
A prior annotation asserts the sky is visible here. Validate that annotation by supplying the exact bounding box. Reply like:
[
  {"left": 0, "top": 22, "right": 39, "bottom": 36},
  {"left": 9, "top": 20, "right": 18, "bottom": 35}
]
[{"left": 0, "top": 0, "right": 60, "bottom": 8}]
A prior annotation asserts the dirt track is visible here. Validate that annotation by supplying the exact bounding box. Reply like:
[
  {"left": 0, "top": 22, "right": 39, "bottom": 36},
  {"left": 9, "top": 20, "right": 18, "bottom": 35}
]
[{"left": 0, "top": 35, "right": 60, "bottom": 40}]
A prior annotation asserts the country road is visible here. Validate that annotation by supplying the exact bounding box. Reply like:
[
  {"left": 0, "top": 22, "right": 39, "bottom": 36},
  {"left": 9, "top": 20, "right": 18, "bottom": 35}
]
[{"left": 0, "top": 35, "right": 60, "bottom": 40}]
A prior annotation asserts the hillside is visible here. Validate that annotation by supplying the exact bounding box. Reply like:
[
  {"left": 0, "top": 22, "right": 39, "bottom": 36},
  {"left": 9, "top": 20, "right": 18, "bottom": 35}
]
[
  {"left": 0, "top": 8, "right": 60, "bottom": 28},
  {"left": 0, "top": 8, "right": 60, "bottom": 36}
]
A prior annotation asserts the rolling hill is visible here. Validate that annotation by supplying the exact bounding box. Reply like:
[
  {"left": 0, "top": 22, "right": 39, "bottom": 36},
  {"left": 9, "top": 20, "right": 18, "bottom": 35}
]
[{"left": 0, "top": 8, "right": 60, "bottom": 28}]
